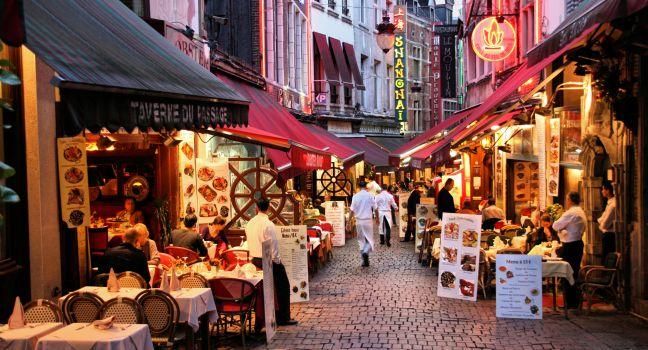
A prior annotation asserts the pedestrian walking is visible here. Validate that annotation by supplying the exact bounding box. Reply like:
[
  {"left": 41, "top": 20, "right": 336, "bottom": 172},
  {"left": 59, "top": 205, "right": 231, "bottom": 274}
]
[
  {"left": 375, "top": 187, "right": 398, "bottom": 247},
  {"left": 350, "top": 180, "right": 377, "bottom": 267}
]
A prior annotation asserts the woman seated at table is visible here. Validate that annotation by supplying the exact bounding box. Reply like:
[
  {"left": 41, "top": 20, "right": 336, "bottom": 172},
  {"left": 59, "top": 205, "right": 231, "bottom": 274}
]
[
  {"left": 134, "top": 223, "right": 160, "bottom": 265},
  {"left": 526, "top": 214, "right": 560, "bottom": 251},
  {"left": 200, "top": 216, "right": 229, "bottom": 257}
]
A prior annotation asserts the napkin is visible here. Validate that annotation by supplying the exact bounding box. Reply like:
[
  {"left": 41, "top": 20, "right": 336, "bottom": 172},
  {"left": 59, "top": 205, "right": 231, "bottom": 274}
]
[
  {"left": 160, "top": 270, "right": 170, "bottom": 293},
  {"left": 107, "top": 268, "right": 120, "bottom": 292},
  {"left": 7, "top": 296, "right": 25, "bottom": 329},
  {"left": 169, "top": 267, "right": 181, "bottom": 291},
  {"left": 91, "top": 315, "right": 115, "bottom": 330}
]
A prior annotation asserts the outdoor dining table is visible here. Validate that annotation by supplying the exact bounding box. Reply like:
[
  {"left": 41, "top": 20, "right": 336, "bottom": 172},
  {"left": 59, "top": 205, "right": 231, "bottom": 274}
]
[
  {"left": 0, "top": 323, "right": 64, "bottom": 350},
  {"left": 35, "top": 323, "right": 153, "bottom": 350},
  {"left": 65, "top": 287, "right": 218, "bottom": 332}
]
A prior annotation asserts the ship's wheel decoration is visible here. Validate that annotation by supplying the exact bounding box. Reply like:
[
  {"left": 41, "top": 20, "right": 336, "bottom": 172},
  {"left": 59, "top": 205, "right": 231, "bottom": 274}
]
[
  {"left": 229, "top": 160, "right": 290, "bottom": 225},
  {"left": 318, "top": 167, "right": 351, "bottom": 197}
]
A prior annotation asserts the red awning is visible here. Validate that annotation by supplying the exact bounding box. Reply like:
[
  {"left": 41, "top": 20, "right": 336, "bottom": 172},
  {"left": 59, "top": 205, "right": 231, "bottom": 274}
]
[
  {"left": 211, "top": 126, "right": 291, "bottom": 151},
  {"left": 329, "top": 37, "right": 353, "bottom": 87},
  {"left": 218, "top": 75, "right": 331, "bottom": 177},
  {"left": 338, "top": 137, "right": 390, "bottom": 167},
  {"left": 343, "top": 43, "right": 365, "bottom": 90},
  {"left": 313, "top": 32, "right": 339, "bottom": 84},
  {"left": 407, "top": 123, "right": 466, "bottom": 169},
  {"left": 452, "top": 109, "right": 523, "bottom": 145},
  {"left": 303, "top": 124, "right": 364, "bottom": 167}
]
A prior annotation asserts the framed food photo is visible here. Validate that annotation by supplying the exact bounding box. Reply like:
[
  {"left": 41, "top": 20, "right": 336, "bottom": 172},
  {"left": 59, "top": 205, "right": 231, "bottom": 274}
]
[{"left": 57, "top": 136, "right": 91, "bottom": 228}]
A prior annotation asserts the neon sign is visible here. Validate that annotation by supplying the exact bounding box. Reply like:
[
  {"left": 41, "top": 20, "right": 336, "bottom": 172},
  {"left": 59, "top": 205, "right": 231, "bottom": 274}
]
[
  {"left": 393, "top": 5, "right": 407, "bottom": 122},
  {"left": 471, "top": 17, "right": 516, "bottom": 62}
]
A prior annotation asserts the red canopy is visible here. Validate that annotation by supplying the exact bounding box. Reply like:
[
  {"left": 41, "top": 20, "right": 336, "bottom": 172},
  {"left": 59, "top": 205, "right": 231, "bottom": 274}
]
[
  {"left": 338, "top": 137, "right": 390, "bottom": 167},
  {"left": 212, "top": 125, "right": 291, "bottom": 151},
  {"left": 451, "top": 110, "right": 523, "bottom": 146},
  {"left": 303, "top": 124, "right": 364, "bottom": 168}
]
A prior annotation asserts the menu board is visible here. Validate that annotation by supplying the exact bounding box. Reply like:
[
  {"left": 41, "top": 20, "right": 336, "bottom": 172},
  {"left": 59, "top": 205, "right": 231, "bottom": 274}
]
[
  {"left": 436, "top": 213, "right": 482, "bottom": 301},
  {"left": 397, "top": 191, "right": 411, "bottom": 238},
  {"left": 278, "top": 225, "right": 310, "bottom": 303},
  {"left": 415, "top": 203, "right": 437, "bottom": 252},
  {"left": 324, "top": 201, "right": 345, "bottom": 246},
  {"left": 57, "top": 136, "right": 91, "bottom": 228},
  {"left": 496, "top": 254, "right": 543, "bottom": 319},
  {"left": 513, "top": 162, "right": 539, "bottom": 203},
  {"left": 178, "top": 131, "right": 198, "bottom": 219},
  {"left": 195, "top": 158, "right": 230, "bottom": 224},
  {"left": 536, "top": 115, "right": 547, "bottom": 210},
  {"left": 261, "top": 240, "right": 277, "bottom": 341},
  {"left": 548, "top": 118, "right": 561, "bottom": 197}
]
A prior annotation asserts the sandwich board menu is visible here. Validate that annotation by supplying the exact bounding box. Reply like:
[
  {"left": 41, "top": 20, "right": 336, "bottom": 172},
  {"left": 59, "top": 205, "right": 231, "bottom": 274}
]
[
  {"left": 278, "top": 225, "right": 310, "bottom": 303},
  {"left": 415, "top": 203, "right": 437, "bottom": 252},
  {"left": 324, "top": 201, "right": 345, "bottom": 246},
  {"left": 261, "top": 240, "right": 277, "bottom": 342},
  {"left": 397, "top": 191, "right": 411, "bottom": 238},
  {"left": 436, "top": 213, "right": 482, "bottom": 301},
  {"left": 496, "top": 254, "right": 543, "bottom": 319}
]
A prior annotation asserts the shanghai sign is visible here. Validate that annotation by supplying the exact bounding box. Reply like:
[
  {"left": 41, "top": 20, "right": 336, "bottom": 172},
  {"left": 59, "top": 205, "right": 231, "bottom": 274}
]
[
  {"left": 393, "top": 5, "right": 407, "bottom": 122},
  {"left": 471, "top": 17, "right": 516, "bottom": 62}
]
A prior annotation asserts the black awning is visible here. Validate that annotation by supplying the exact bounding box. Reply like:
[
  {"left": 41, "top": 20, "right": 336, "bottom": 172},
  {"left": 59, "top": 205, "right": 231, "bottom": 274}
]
[{"left": 22, "top": 0, "right": 248, "bottom": 134}]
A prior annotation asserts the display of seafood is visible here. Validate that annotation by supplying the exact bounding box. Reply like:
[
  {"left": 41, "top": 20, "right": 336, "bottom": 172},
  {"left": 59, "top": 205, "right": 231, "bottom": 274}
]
[
  {"left": 66, "top": 188, "right": 84, "bottom": 205},
  {"left": 442, "top": 247, "right": 457, "bottom": 264},
  {"left": 183, "top": 163, "right": 194, "bottom": 177},
  {"left": 444, "top": 222, "right": 459, "bottom": 240},
  {"left": 462, "top": 230, "right": 478, "bottom": 247},
  {"left": 440, "top": 271, "right": 455, "bottom": 288},
  {"left": 184, "top": 184, "right": 195, "bottom": 198},
  {"left": 212, "top": 177, "right": 228, "bottom": 191},
  {"left": 198, "top": 167, "right": 215, "bottom": 181},
  {"left": 459, "top": 279, "right": 475, "bottom": 296},
  {"left": 199, "top": 204, "right": 218, "bottom": 217},
  {"left": 64, "top": 167, "right": 84, "bottom": 184},
  {"left": 181, "top": 142, "right": 194, "bottom": 160},
  {"left": 198, "top": 184, "right": 217, "bottom": 202},
  {"left": 63, "top": 145, "right": 83, "bottom": 162}
]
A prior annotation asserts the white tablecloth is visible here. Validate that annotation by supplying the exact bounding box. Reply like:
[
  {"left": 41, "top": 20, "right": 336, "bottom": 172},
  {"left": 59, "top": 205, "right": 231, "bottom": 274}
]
[
  {"left": 65, "top": 287, "right": 217, "bottom": 332},
  {"left": 542, "top": 260, "right": 575, "bottom": 285},
  {"left": 192, "top": 267, "right": 263, "bottom": 286},
  {"left": 35, "top": 323, "right": 153, "bottom": 350},
  {"left": 0, "top": 323, "right": 64, "bottom": 350}
]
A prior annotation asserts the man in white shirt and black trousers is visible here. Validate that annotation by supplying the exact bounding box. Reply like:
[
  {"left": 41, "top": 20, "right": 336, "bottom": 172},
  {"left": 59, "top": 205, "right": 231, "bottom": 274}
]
[
  {"left": 553, "top": 191, "right": 588, "bottom": 308},
  {"left": 246, "top": 198, "right": 298, "bottom": 326},
  {"left": 350, "top": 180, "right": 377, "bottom": 267},
  {"left": 598, "top": 181, "right": 617, "bottom": 259}
]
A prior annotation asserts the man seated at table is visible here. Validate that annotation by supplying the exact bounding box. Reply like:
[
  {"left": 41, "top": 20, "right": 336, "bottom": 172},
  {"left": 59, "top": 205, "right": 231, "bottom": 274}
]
[
  {"left": 481, "top": 196, "right": 505, "bottom": 229},
  {"left": 134, "top": 223, "right": 160, "bottom": 265},
  {"left": 171, "top": 214, "right": 208, "bottom": 256},
  {"left": 101, "top": 228, "right": 151, "bottom": 285}
]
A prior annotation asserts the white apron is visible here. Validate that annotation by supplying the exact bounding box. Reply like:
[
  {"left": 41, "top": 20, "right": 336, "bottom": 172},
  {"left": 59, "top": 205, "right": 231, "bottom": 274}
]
[
  {"left": 378, "top": 210, "right": 393, "bottom": 237},
  {"left": 356, "top": 218, "right": 375, "bottom": 254}
]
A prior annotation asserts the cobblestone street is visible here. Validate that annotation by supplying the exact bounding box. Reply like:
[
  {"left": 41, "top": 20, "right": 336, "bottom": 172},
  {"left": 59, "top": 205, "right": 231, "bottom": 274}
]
[{"left": 241, "top": 238, "right": 648, "bottom": 350}]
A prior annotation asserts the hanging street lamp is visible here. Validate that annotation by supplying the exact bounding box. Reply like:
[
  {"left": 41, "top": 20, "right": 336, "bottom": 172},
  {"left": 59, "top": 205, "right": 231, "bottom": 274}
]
[{"left": 376, "top": 11, "right": 396, "bottom": 53}]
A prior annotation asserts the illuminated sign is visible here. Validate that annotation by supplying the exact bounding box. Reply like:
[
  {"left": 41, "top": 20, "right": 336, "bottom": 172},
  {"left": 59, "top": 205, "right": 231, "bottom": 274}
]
[
  {"left": 471, "top": 17, "right": 516, "bottom": 62},
  {"left": 393, "top": 5, "right": 407, "bottom": 122}
]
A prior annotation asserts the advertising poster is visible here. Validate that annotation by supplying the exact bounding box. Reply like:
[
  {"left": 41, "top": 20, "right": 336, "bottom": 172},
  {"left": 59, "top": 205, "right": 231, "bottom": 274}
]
[
  {"left": 261, "top": 240, "right": 277, "bottom": 342},
  {"left": 178, "top": 131, "right": 198, "bottom": 219},
  {"left": 324, "top": 201, "right": 345, "bottom": 246},
  {"left": 57, "top": 136, "right": 91, "bottom": 228},
  {"left": 496, "top": 254, "right": 543, "bottom": 319},
  {"left": 436, "top": 213, "right": 482, "bottom": 301},
  {"left": 397, "top": 191, "right": 411, "bottom": 238},
  {"left": 278, "top": 226, "right": 310, "bottom": 303},
  {"left": 548, "top": 118, "right": 561, "bottom": 197},
  {"left": 415, "top": 203, "right": 438, "bottom": 252},
  {"left": 195, "top": 158, "right": 230, "bottom": 224}
]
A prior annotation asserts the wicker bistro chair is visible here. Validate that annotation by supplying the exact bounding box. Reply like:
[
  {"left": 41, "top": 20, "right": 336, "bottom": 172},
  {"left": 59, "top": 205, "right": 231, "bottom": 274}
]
[
  {"left": 209, "top": 278, "right": 257, "bottom": 349},
  {"left": 135, "top": 289, "right": 186, "bottom": 349},
  {"left": 178, "top": 272, "right": 209, "bottom": 288},
  {"left": 99, "top": 297, "right": 144, "bottom": 324},
  {"left": 579, "top": 252, "right": 622, "bottom": 312},
  {"left": 24, "top": 299, "right": 64, "bottom": 323},
  {"left": 165, "top": 246, "right": 200, "bottom": 265},
  {"left": 116, "top": 271, "right": 147, "bottom": 288},
  {"left": 62, "top": 292, "right": 104, "bottom": 324}
]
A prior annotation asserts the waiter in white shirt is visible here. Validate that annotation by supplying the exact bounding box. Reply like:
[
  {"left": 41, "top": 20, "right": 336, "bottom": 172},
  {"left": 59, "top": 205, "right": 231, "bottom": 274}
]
[
  {"left": 375, "top": 187, "right": 398, "bottom": 247},
  {"left": 246, "top": 198, "right": 297, "bottom": 326},
  {"left": 350, "top": 180, "right": 377, "bottom": 267},
  {"left": 598, "top": 181, "right": 617, "bottom": 259},
  {"left": 552, "top": 191, "right": 587, "bottom": 308}
]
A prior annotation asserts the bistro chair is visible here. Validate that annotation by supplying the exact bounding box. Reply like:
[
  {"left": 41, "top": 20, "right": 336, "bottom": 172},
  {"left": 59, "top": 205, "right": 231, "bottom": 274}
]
[
  {"left": 135, "top": 289, "right": 186, "bottom": 349},
  {"left": 178, "top": 272, "right": 209, "bottom": 288},
  {"left": 221, "top": 249, "right": 250, "bottom": 268},
  {"left": 24, "top": 299, "right": 64, "bottom": 323},
  {"left": 116, "top": 271, "right": 147, "bottom": 288},
  {"left": 61, "top": 292, "right": 104, "bottom": 324},
  {"left": 478, "top": 249, "right": 491, "bottom": 299},
  {"left": 209, "top": 278, "right": 257, "bottom": 349},
  {"left": 158, "top": 252, "right": 176, "bottom": 269},
  {"left": 92, "top": 273, "right": 110, "bottom": 287},
  {"left": 99, "top": 297, "right": 144, "bottom": 324},
  {"left": 165, "top": 246, "right": 200, "bottom": 265},
  {"left": 88, "top": 227, "right": 109, "bottom": 268},
  {"left": 579, "top": 252, "right": 622, "bottom": 312}
]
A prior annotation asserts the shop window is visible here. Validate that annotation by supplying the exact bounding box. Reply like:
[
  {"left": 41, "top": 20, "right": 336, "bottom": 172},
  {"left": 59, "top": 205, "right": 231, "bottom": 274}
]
[
  {"left": 120, "top": 0, "right": 145, "bottom": 17},
  {"left": 330, "top": 85, "right": 339, "bottom": 104},
  {"left": 556, "top": 108, "right": 582, "bottom": 164},
  {"left": 344, "top": 86, "right": 352, "bottom": 106}
]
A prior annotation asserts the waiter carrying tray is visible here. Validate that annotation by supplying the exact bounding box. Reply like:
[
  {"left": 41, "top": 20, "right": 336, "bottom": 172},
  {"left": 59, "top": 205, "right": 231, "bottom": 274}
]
[{"left": 350, "top": 181, "right": 377, "bottom": 267}]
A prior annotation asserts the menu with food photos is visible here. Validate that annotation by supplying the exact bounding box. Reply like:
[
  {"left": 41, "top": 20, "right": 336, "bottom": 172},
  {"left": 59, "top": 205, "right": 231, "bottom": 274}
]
[
  {"left": 195, "top": 158, "right": 230, "bottom": 224},
  {"left": 496, "top": 254, "right": 543, "bottom": 319},
  {"left": 324, "top": 201, "right": 345, "bottom": 246},
  {"left": 436, "top": 213, "right": 482, "bottom": 301},
  {"left": 548, "top": 118, "right": 560, "bottom": 197},
  {"left": 278, "top": 225, "right": 309, "bottom": 303},
  {"left": 397, "top": 191, "right": 411, "bottom": 238},
  {"left": 178, "top": 131, "right": 198, "bottom": 220},
  {"left": 57, "top": 136, "right": 91, "bottom": 228},
  {"left": 415, "top": 203, "right": 437, "bottom": 252}
]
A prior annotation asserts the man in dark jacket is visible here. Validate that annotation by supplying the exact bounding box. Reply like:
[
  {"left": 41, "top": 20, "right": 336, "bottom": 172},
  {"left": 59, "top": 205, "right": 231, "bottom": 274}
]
[
  {"left": 102, "top": 228, "right": 151, "bottom": 285},
  {"left": 171, "top": 214, "right": 208, "bottom": 256},
  {"left": 402, "top": 186, "right": 421, "bottom": 242},
  {"left": 437, "top": 178, "right": 457, "bottom": 220}
]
